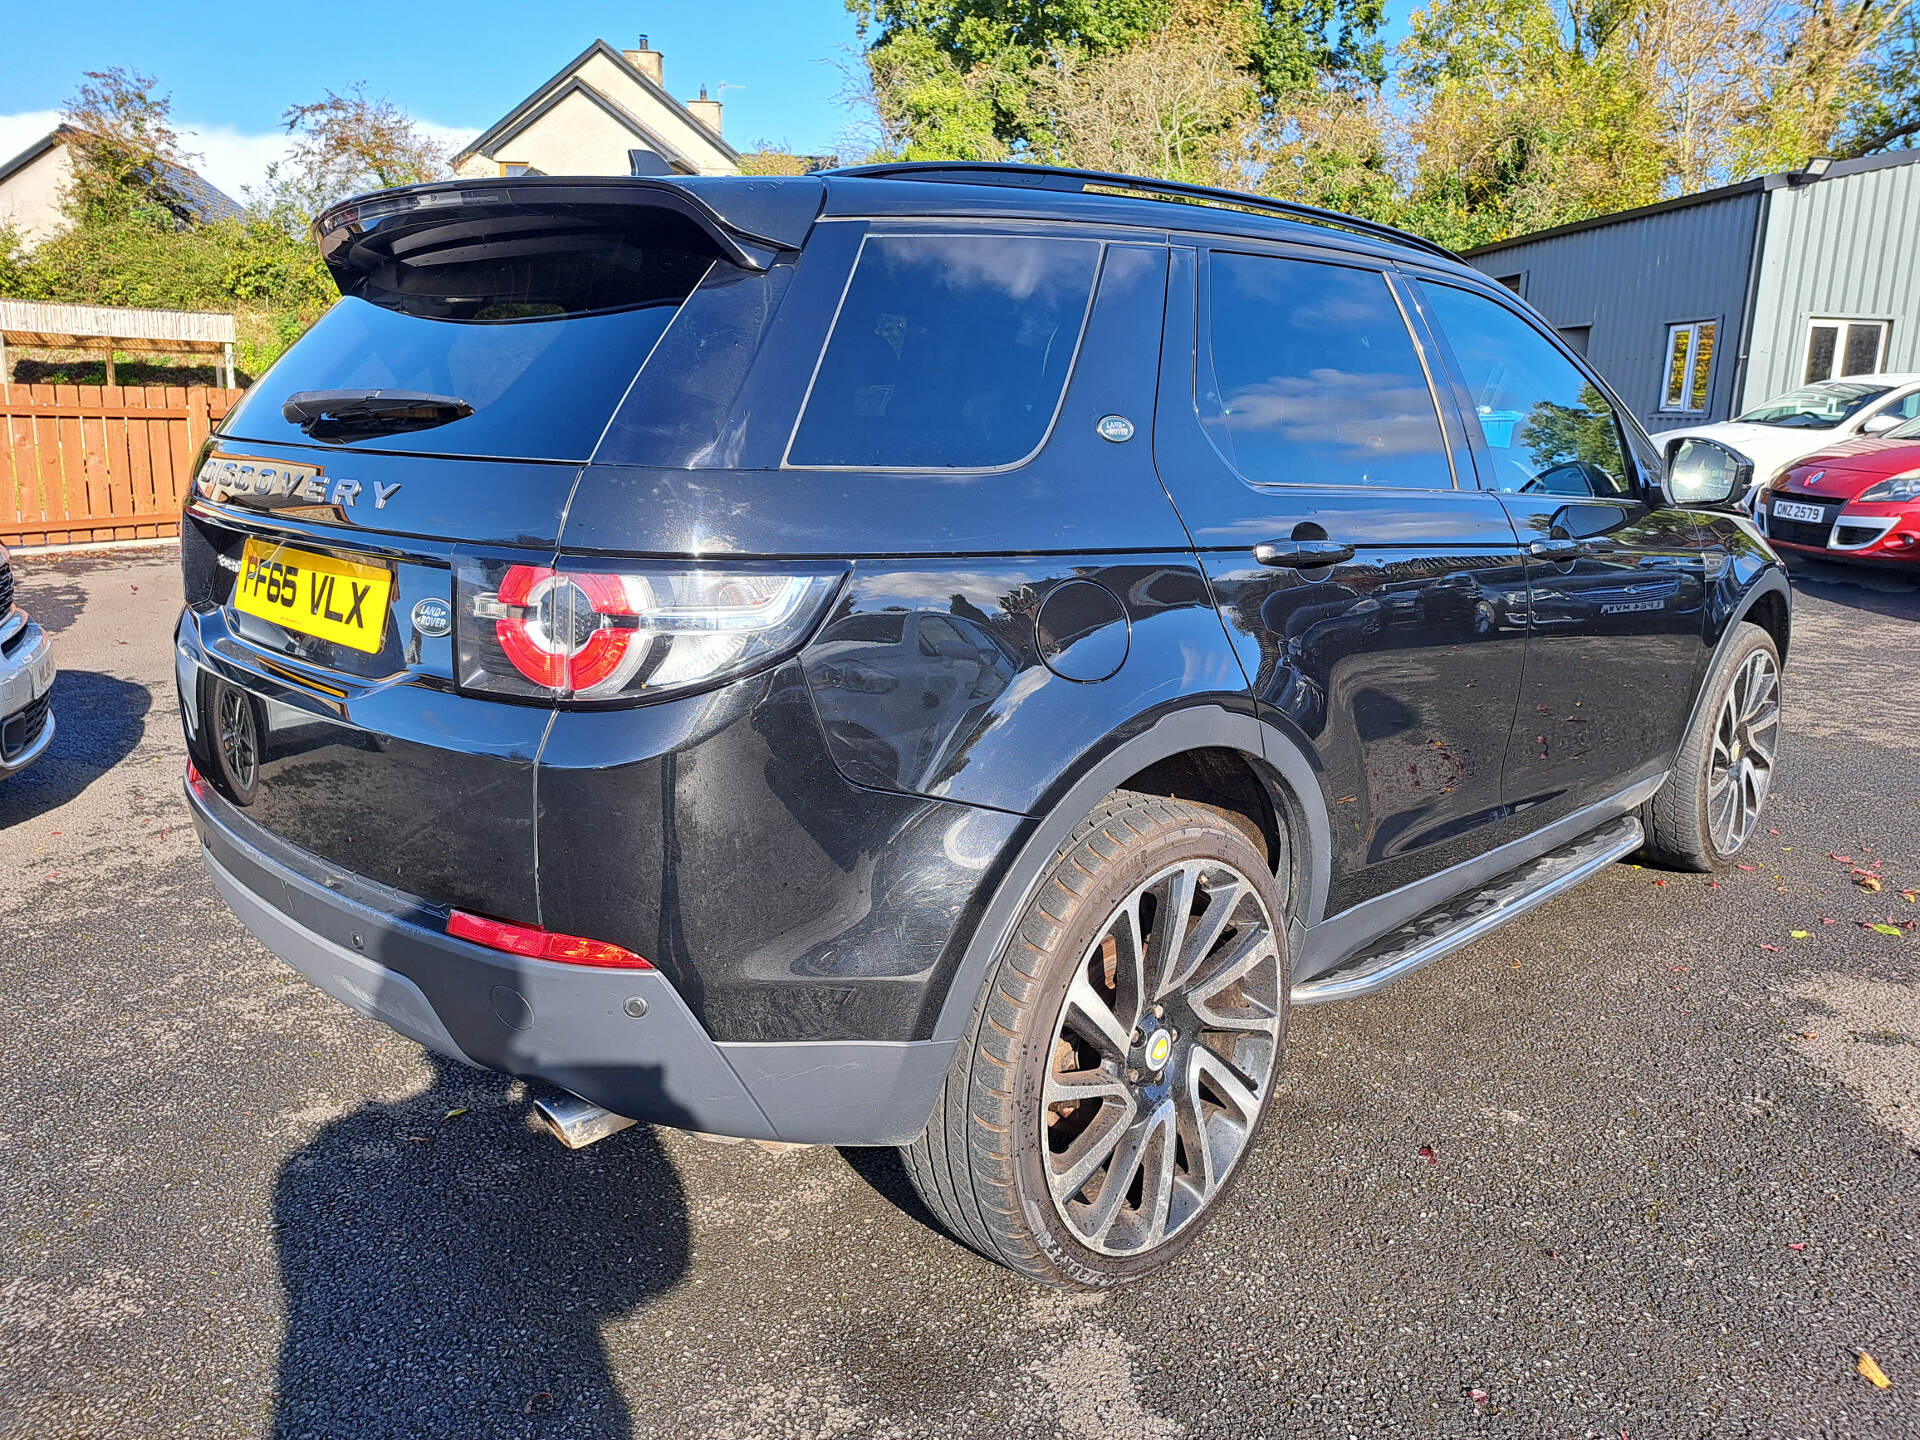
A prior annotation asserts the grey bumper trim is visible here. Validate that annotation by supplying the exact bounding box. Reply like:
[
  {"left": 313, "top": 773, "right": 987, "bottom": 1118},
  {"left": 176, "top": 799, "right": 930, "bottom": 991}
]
[{"left": 190, "top": 780, "right": 954, "bottom": 1145}]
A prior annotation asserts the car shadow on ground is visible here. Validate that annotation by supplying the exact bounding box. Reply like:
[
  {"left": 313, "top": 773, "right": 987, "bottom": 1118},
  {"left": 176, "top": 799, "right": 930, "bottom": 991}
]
[
  {"left": 1782, "top": 555, "right": 1920, "bottom": 620},
  {"left": 271, "top": 1055, "right": 690, "bottom": 1440},
  {"left": 0, "top": 670, "right": 150, "bottom": 828}
]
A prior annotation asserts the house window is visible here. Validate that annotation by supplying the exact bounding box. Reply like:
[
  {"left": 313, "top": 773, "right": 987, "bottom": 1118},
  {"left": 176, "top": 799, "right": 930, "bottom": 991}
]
[
  {"left": 1804, "top": 318, "right": 1889, "bottom": 382},
  {"left": 497, "top": 160, "right": 543, "bottom": 177},
  {"left": 1662, "top": 320, "right": 1717, "bottom": 412},
  {"left": 1557, "top": 324, "right": 1591, "bottom": 357},
  {"left": 1494, "top": 272, "right": 1526, "bottom": 297}
]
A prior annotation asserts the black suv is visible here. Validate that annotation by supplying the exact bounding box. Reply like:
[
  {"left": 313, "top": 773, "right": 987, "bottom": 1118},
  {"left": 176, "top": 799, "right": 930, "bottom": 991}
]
[{"left": 177, "top": 163, "right": 1787, "bottom": 1287}]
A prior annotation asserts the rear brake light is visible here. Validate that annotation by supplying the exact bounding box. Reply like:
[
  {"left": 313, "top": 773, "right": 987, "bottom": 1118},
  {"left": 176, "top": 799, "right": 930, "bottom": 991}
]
[
  {"left": 447, "top": 910, "right": 653, "bottom": 969},
  {"left": 455, "top": 556, "right": 841, "bottom": 704}
]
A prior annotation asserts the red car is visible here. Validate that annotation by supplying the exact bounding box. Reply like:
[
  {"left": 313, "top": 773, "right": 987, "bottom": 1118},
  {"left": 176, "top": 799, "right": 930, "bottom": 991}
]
[{"left": 1760, "top": 414, "right": 1920, "bottom": 566}]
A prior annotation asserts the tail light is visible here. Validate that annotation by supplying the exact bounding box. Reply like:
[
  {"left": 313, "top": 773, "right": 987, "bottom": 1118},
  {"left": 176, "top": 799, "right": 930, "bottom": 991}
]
[{"left": 455, "top": 557, "right": 841, "bottom": 704}]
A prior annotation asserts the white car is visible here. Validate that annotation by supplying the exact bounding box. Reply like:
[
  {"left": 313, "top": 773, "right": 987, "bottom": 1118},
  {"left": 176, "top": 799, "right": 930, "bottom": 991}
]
[{"left": 1662, "top": 374, "right": 1920, "bottom": 505}]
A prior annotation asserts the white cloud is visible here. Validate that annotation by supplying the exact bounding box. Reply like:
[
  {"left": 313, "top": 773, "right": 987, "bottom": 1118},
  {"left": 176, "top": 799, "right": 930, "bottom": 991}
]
[
  {"left": 0, "top": 110, "right": 478, "bottom": 207},
  {"left": 0, "top": 111, "right": 63, "bottom": 166}
]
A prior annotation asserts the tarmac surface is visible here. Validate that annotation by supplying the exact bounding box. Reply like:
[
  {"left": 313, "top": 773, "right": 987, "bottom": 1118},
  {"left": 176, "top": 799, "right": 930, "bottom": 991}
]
[{"left": 1, "top": 548, "right": 1915, "bottom": 1440}]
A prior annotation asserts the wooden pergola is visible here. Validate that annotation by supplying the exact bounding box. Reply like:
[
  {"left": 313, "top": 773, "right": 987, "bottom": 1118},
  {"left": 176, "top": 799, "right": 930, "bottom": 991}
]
[{"left": 0, "top": 300, "right": 237, "bottom": 388}]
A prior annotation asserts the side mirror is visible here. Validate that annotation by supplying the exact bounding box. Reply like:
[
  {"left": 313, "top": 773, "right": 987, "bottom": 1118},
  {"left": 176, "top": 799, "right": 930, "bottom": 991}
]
[
  {"left": 1664, "top": 438, "right": 1752, "bottom": 507},
  {"left": 1861, "top": 412, "right": 1902, "bottom": 436}
]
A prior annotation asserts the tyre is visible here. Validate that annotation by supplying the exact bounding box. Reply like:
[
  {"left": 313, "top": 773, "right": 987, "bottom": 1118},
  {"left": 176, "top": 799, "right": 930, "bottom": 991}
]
[
  {"left": 1639, "top": 623, "right": 1782, "bottom": 871},
  {"left": 904, "top": 790, "right": 1289, "bottom": 1287}
]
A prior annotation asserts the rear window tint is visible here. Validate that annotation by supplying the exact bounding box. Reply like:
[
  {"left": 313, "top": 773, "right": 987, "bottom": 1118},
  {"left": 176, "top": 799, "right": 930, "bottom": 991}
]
[
  {"left": 787, "top": 234, "right": 1100, "bottom": 469},
  {"left": 222, "top": 219, "right": 715, "bottom": 461}
]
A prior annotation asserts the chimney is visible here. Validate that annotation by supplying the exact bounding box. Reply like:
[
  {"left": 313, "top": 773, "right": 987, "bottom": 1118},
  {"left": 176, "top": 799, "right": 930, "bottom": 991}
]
[
  {"left": 624, "top": 34, "right": 664, "bottom": 86},
  {"left": 688, "top": 84, "right": 723, "bottom": 138}
]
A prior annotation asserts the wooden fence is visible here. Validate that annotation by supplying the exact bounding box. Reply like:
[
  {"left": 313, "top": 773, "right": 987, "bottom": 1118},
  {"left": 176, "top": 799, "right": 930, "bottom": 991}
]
[{"left": 1, "top": 384, "right": 243, "bottom": 547}]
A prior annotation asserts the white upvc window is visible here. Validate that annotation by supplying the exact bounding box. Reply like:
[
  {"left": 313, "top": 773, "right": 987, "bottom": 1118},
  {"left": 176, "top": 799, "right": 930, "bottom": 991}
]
[
  {"left": 1661, "top": 320, "right": 1717, "bottom": 412},
  {"left": 1803, "top": 317, "right": 1889, "bottom": 383}
]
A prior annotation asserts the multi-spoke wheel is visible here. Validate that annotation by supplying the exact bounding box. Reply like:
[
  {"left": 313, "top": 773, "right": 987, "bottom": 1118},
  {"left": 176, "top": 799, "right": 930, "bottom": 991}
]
[
  {"left": 902, "top": 790, "right": 1288, "bottom": 1287},
  {"left": 1641, "top": 624, "right": 1783, "bottom": 870},
  {"left": 1706, "top": 648, "right": 1779, "bottom": 855}
]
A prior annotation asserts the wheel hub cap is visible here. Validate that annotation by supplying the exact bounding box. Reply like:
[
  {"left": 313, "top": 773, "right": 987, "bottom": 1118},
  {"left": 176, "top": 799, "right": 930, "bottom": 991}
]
[{"left": 1040, "top": 858, "right": 1284, "bottom": 1257}]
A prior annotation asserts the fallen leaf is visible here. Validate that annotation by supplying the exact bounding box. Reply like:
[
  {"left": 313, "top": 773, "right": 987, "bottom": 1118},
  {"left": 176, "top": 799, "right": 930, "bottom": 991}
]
[
  {"left": 1653, "top": 879, "right": 1668, "bottom": 887},
  {"left": 1821, "top": 917, "right": 1836, "bottom": 925},
  {"left": 1830, "top": 853, "right": 1853, "bottom": 863},
  {"left": 1790, "top": 930, "right": 1810, "bottom": 939},
  {"left": 1467, "top": 1387, "right": 1489, "bottom": 1404},
  {"left": 1761, "top": 944, "right": 1780, "bottom": 951},
  {"left": 1418, "top": 1144, "right": 1437, "bottom": 1164},
  {"left": 1665, "top": 963, "right": 1689, "bottom": 972},
  {"left": 525, "top": 1391, "right": 555, "bottom": 1415},
  {"left": 1902, "top": 890, "right": 1918, "bottom": 904},
  {"left": 1707, "top": 880, "right": 1722, "bottom": 888},
  {"left": 444, "top": 1108, "right": 469, "bottom": 1120},
  {"left": 1866, "top": 924, "right": 1901, "bottom": 936},
  {"left": 1737, "top": 863, "right": 1758, "bottom": 871},
  {"left": 1857, "top": 875, "right": 1884, "bottom": 893},
  {"left": 1857, "top": 1352, "right": 1891, "bottom": 1389},
  {"left": 403, "top": 1134, "right": 432, "bottom": 1143},
  {"left": 1800, "top": 1031, "right": 1818, "bottom": 1039}
]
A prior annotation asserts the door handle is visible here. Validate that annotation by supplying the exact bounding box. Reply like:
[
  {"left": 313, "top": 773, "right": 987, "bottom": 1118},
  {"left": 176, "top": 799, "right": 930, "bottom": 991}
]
[
  {"left": 1526, "top": 538, "right": 1582, "bottom": 560},
  {"left": 1254, "top": 539, "right": 1355, "bottom": 568}
]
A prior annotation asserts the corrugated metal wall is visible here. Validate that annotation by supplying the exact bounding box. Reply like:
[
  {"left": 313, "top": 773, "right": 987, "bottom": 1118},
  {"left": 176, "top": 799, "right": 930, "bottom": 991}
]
[
  {"left": 1744, "top": 163, "right": 1920, "bottom": 408},
  {"left": 1467, "top": 191, "right": 1763, "bottom": 432}
]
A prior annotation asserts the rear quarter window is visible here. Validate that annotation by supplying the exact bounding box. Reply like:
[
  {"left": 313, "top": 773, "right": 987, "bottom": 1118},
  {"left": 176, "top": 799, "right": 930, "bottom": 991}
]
[{"left": 786, "top": 234, "right": 1101, "bottom": 470}]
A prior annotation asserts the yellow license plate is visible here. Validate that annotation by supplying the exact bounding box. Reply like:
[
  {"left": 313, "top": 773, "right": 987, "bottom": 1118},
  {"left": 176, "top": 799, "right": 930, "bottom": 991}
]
[{"left": 234, "top": 538, "right": 392, "bottom": 654}]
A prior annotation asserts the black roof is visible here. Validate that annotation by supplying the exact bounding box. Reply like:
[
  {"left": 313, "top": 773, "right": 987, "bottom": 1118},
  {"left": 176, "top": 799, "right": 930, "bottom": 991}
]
[
  {"left": 0, "top": 127, "right": 242, "bottom": 226},
  {"left": 315, "top": 164, "right": 1486, "bottom": 281}
]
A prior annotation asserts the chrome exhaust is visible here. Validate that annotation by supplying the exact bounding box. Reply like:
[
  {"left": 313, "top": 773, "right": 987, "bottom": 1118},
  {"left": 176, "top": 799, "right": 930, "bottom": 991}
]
[{"left": 533, "top": 1093, "right": 637, "bottom": 1149}]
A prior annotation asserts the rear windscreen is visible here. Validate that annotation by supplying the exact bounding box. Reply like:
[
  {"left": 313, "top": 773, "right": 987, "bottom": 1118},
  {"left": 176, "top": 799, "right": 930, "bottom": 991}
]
[{"left": 221, "top": 215, "right": 716, "bottom": 461}]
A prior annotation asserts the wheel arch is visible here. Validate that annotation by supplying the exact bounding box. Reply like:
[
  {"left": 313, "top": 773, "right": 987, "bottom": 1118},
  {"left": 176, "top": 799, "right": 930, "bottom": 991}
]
[
  {"left": 927, "top": 704, "right": 1332, "bottom": 1045},
  {"left": 1684, "top": 566, "right": 1792, "bottom": 741}
]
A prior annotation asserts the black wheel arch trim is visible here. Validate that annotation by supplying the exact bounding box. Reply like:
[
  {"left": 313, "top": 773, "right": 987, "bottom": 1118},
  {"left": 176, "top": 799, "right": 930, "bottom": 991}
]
[
  {"left": 1684, "top": 565, "right": 1792, "bottom": 741},
  {"left": 928, "top": 703, "right": 1332, "bottom": 1045}
]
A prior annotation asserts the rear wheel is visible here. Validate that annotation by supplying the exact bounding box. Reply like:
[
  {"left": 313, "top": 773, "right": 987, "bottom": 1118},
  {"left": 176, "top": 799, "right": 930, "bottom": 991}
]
[
  {"left": 904, "top": 791, "right": 1288, "bottom": 1287},
  {"left": 1640, "top": 624, "right": 1782, "bottom": 870}
]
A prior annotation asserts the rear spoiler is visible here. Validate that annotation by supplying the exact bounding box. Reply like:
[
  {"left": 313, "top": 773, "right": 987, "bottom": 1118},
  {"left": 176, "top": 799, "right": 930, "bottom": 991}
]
[{"left": 314, "top": 175, "right": 826, "bottom": 281}]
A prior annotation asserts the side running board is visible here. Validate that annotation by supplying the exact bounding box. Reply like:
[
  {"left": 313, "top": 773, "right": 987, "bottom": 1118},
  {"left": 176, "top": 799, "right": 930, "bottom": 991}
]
[{"left": 1291, "top": 814, "right": 1645, "bottom": 1006}]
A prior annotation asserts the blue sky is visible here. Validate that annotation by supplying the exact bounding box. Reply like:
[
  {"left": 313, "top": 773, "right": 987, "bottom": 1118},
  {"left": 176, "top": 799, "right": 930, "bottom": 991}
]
[
  {"left": 0, "top": 2, "right": 872, "bottom": 199},
  {"left": 1, "top": 2, "right": 1414, "bottom": 201}
]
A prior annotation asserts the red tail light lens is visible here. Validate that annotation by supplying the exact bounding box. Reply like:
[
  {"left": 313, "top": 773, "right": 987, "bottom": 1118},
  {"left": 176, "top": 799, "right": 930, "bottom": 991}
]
[
  {"left": 455, "top": 556, "right": 841, "bottom": 704},
  {"left": 447, "top": 910, "right": 653, "bottom": 969}
]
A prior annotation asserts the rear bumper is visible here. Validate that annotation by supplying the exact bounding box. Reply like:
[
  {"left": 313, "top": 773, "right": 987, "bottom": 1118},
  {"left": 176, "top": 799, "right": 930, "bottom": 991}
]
[
  {"left": 188, "top": 775, "right": 957, "bottom": 1144},
  {"left": 0, "top": 612, "right": 55, "bottom": 775}
]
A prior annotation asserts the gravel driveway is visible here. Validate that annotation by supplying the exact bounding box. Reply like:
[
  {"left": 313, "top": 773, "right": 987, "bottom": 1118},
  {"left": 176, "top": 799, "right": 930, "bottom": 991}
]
[{"left": 1, "top": 549, "right": 1915, "bottom": 1440}]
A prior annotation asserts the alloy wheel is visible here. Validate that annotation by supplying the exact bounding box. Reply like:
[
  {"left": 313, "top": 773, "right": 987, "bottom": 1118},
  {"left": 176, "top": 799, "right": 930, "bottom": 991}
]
[
  {"left": 1040, "top": 858, "right": 1283, "bottom": 1257},
  {"left": 1707, "top": 648, "right": 1779, "bottom": 856},
  {"left": 215, "top": 682, "right": 260, "bottom": 796}
]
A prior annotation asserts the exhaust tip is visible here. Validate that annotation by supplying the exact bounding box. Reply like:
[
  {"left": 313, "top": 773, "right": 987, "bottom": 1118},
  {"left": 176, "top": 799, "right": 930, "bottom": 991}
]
[{"left": 533, "top": 1093, "right": 637, "bottom": 1150}]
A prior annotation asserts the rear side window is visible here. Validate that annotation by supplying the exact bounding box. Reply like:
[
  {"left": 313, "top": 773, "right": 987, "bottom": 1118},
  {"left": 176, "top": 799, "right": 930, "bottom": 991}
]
[
  {"left": 1203, "top": 252, "right": 1453, "bottom": 490},
  {"left": 787, "top": 234, "right": 1101, "bottom": 469},
  {"left": 221, "top": 210, "right": 718, "bottom": 462}
]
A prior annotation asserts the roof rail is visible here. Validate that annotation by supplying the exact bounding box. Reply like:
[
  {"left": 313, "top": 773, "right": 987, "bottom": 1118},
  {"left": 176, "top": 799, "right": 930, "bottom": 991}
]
[{"left": 827, "top": 161, "right": 1460, "bottom": 262}]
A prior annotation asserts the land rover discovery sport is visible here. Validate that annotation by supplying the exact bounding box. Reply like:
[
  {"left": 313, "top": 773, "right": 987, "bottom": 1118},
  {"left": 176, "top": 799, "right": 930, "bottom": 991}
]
[{"left": 177, "top": 163, "right": 1787, "bottom": 1287}]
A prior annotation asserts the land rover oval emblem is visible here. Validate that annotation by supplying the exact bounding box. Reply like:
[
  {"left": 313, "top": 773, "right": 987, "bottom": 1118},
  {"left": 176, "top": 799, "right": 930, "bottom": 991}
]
[
  {"left": 1097, "top": 414, "right": 1135, "bottom": 444},
  {"left": 411, "top": 597, "right": 453, "bottom": 637}
]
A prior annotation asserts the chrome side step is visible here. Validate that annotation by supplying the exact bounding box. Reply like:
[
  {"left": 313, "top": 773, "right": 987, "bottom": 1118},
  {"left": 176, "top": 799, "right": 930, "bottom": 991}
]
[{"left": 1291, "top": 815, "right": 1644, "bottom": 1006}]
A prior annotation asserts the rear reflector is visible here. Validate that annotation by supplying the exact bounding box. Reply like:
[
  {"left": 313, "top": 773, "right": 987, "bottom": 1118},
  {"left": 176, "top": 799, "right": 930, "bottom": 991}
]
[{"left": 447, "top": 910, "right": 653, "bottom": 969}]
